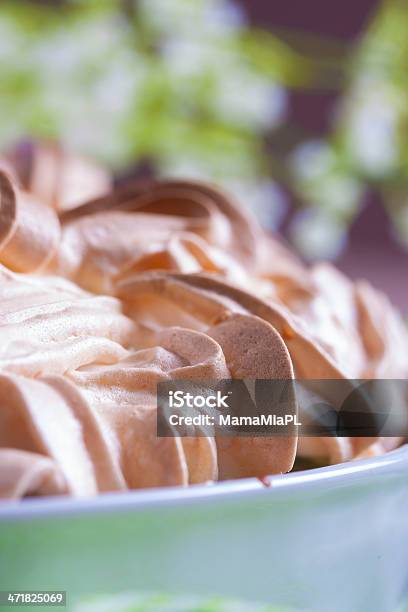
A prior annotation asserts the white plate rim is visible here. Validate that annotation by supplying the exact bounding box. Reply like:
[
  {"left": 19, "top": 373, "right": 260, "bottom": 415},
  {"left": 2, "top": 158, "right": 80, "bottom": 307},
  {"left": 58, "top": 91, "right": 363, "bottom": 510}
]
[{"left": 1, "top": 444, "right": 407, "bottom": 522}]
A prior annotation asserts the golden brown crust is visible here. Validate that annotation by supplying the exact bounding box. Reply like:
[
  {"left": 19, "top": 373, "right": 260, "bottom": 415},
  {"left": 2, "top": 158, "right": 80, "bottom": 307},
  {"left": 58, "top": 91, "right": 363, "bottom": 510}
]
[
  {"left": 0, "top": 164, "right": 407, "bottom": 498},
  {"left": 60, "top": 179, "right": 260, "bottom": 269},
  {"left": 117, "top": 271, "right": 346, "bottom": 379},
  {"left": 209, "top": 314, "right": 297, "bottom": 479}
]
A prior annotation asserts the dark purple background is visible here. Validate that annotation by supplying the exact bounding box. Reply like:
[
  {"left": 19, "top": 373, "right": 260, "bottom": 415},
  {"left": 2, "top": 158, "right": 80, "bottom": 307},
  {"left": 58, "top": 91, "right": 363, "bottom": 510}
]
[{"left": 241, "top": 0, "right": 408, "bottom": 312}]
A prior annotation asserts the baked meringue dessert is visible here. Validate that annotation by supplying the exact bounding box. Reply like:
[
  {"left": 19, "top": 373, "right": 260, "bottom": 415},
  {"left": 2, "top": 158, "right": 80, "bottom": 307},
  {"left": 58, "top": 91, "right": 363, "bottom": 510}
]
[{"left": 0, "top": 141, "right": 407, "bottom": 501}]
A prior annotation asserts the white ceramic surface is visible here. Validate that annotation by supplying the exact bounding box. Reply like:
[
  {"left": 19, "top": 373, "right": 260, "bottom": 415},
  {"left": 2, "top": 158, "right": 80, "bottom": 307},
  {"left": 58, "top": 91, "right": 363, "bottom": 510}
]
[{"left": 1, "top": 445, "right": 407, "bottom": 612}]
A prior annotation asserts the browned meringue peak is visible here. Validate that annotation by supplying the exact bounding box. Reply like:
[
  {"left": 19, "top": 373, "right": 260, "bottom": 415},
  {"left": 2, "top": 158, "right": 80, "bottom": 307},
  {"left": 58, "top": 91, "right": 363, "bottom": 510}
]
[
  {"left": 60, "top": 178, "right": 262, "bottom": 266},
  {"left": 355, "top": 280, "right": 408, "bottom": 378},
  {"left": 276, "top": 262, "right": 408, "bottom": 379},
  {"left": 0, "top": 171, "right": 61, "bottom": 273},
  {"left": 118, "top": 272, "right": 388, "bottom": 464},
  {"left": 50, "top": 178, "right": 295, "bottom": 298},
  {"left": 4, "top": 141, "right": 111, "bottom": 213},
  {"left": 0, "top": 449, "right": 68, "bottom": 500},
  {"left": 117, "top": 271, "right": 347, "bottom": 379},
  {"left": 66, "top": 315, "right": 297, "bottom": 482},
  {"left": 257, "top": 234, "right": 316, "bottom": 303},
  {"left": 53, "top": 205, "right": 260, "bottom": 295},
  {"left": 280, "top": 263, "right": 367, "bottom": 378},
  {"left": 0, "top": 266, "right": 135, "bottom": 376},
  {"left": 51, "top": 210, "right": 185, "bottom": 293},
  {"left": 65, "top": 327, "right": 227, "bottom": 488},
  {"left": 114, "top": 232, "right": 259, "bottom": 290},
  {"left": 208, "top": 314, "right": 297, "bottom": 479}
]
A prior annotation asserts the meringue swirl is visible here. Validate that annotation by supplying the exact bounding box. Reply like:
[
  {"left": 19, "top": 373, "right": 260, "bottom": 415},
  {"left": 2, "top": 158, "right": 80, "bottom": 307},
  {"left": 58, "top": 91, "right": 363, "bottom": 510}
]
[{"left": 0, "top": 144, "right": 407, "bottom": 500}]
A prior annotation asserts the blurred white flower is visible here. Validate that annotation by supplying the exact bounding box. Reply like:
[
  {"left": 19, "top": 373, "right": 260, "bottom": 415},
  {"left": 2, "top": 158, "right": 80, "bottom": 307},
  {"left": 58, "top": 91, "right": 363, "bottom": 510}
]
[
  {"left": 33, "top": 33, "right": 85, "bottom": 79},
  {"left": 0, "top": 18, "right": 23, "bottom": 59},
  {"left": 222, "top": 179, "right": 288, "bottom": 230},
  {"left": 93, "top": 53, "right": 145, "bottom": 115},
  {"left": 34, "top": 17, "right": 128, "bottom": 78},
  {"left": 41, "top": 89, "right": 126, "bottom": 165},
  {"left": 159, "top": 156, "right": 286, "bottom": 231},
  {"left": 164, "top": 37, "right": 287, "bottom": 131},
  {"left": 0, "top": 103, "right": 27, "bottom": 147},
  {"left": 344, "top": 83, "right": 399, "bottom": 177},
  {"left": 212, "top": 70, "right": 287, "bottom": 130},
  {"left": 203, "top": 0, "right": 245, "bottom": 31},
  {"left": 314, "top": 175, "right": 362, "bottom": 217},
  {"left": 62, "top": 109, "right": 126, "bottom": 165},
  {"left": 290, "top": 208, "right": 347, "bottom": 260},
  {"left": 291, "top": 140, "right": 362, "bottom": 217},
  {"left": 159, "top": 147, "right": 257, "bottom": 182},
  {"left": 291, "top": 140, "right": 335, "bottom": 181},
  {"left": 162, "top": 38, "right": 221, "bottom": 76},
  {"left": 138, "top": 0, "right": 243, "bottom": 39}
]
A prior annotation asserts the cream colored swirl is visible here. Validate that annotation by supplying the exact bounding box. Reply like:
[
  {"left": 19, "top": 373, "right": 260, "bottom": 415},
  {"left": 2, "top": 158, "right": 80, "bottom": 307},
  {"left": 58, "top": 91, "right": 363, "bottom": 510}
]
[
  {"left": 0, "top": 159, "right": 407, "bottom": 499},
  {"left": 72, "top": 311, "right": 297, "bottom": 484},
  {"left": 0, "top": 265, "right": 135, "bottom": 377},
  {"left": 0, "top": 315, "right": 296, "bottom": 497}
]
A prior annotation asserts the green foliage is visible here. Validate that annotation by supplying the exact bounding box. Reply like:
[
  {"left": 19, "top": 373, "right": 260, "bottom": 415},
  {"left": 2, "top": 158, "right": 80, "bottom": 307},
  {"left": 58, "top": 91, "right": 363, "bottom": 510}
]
[{"left": 1, "top": 0, "right": 408, "bottom": 254}]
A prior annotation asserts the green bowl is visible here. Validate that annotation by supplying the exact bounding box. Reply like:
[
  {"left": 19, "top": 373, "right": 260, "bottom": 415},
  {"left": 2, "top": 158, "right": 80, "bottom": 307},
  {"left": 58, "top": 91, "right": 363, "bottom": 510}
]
[{"left": 1, "top": 447, "right": 408, "bottom": 612}]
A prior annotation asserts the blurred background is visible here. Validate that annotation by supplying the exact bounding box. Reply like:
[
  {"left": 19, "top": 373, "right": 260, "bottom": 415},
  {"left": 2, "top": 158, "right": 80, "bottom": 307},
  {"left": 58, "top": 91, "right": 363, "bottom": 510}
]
[{"left": 0, "top": 0, "right": 407, "bottom": 309}]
